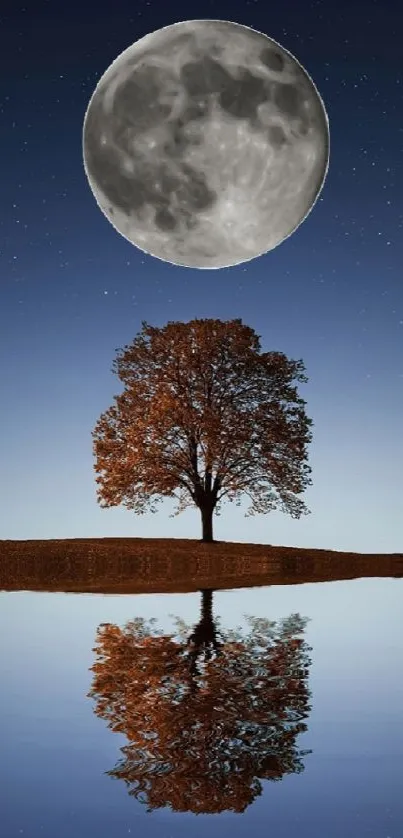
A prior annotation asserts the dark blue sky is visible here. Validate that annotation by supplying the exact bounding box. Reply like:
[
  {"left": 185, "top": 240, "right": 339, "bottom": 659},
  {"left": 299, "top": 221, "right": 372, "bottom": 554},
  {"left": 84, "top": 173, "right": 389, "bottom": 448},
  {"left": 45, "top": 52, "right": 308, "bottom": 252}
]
[{"left": 1, "top": 0, "right": 402, "bottom": 551}]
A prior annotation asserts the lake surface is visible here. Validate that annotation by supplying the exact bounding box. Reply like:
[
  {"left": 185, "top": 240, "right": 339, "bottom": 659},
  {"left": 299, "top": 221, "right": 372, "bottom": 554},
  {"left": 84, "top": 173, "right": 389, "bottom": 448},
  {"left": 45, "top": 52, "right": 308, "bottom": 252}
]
[{"left": 1, "top": 576, "right": 402, "bottom": 837}]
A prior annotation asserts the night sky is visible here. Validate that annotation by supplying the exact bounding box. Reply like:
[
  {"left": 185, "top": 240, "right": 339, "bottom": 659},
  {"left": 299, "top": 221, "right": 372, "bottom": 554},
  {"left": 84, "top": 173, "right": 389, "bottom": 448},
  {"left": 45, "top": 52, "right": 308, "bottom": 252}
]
[{"left": 1, "top": 0, "right": 402, "bottom": 552}]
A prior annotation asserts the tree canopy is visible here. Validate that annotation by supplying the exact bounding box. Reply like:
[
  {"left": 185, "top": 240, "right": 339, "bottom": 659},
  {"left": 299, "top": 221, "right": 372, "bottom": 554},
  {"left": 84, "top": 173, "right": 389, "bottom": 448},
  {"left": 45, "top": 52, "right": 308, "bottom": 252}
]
[
  {"left": 88, "top": 596, "right": 312, "bottom": 814},
  {"left": 93, "top": 318, "right": 313, "bottom": 540}
]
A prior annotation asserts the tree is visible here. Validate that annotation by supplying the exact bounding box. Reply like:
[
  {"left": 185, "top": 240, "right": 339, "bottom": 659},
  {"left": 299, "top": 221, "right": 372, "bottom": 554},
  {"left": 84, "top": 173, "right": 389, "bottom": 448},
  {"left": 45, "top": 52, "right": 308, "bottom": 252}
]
[
  {"left": 92, "top": 318, "right": 313, "bottom": 541},
  {"left": 88, "top": 598, "right": 312, "bottom": 815}
]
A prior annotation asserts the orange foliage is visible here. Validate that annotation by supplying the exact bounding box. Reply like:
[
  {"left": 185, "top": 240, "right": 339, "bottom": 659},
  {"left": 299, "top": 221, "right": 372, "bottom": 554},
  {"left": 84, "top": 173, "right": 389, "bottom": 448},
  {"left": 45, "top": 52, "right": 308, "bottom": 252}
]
[
  {"left": 92, "top": 319, "right": 313, "bottom": 538},
  {"left": 88, "top": 605, "right": 312, "bottom": 814}
]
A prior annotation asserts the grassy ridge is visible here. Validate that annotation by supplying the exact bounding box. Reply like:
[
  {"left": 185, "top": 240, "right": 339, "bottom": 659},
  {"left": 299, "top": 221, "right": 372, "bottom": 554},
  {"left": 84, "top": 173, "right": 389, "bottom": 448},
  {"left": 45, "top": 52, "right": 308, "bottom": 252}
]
[{"left": 0, "top": 537, "right": 402, "bottom": 594}]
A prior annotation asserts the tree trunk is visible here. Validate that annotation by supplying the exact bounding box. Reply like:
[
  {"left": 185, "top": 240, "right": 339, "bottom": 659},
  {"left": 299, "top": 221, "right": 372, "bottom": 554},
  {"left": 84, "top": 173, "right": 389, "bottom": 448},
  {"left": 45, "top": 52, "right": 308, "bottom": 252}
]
[
  {"left": 200, "top": 588, "right": 213, "bottom": 623},
  {"left": 200, "top": 504, "right": 214, "bottom": 542}
]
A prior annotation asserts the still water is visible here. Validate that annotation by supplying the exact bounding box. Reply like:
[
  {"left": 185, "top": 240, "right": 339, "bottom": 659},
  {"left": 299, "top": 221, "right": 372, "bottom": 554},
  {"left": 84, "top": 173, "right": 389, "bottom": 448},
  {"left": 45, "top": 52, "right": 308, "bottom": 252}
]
[{"left": 1, "top": 577, "right": 402, "bottom": 837}]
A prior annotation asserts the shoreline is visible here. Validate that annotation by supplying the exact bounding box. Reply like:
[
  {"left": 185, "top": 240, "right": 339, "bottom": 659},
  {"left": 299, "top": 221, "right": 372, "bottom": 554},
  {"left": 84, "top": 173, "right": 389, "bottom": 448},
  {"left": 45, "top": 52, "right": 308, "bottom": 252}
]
[{"left": 1, "top": 537, "right": 402, "bottom": 594}]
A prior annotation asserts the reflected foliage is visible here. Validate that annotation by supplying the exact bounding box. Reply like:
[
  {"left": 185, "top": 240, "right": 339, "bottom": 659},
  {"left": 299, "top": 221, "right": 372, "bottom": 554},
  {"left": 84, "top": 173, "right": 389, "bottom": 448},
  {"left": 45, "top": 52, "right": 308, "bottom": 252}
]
[{"left": 88, "top": 592, "right": 312, "bottom": 814}]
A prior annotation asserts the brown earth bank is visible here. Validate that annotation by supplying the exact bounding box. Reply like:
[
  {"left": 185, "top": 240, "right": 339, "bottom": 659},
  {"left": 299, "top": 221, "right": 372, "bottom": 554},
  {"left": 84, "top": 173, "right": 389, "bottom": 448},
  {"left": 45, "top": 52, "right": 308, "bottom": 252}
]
[{"left": 1, "top": 537, "right": 402, "bottom": 594}]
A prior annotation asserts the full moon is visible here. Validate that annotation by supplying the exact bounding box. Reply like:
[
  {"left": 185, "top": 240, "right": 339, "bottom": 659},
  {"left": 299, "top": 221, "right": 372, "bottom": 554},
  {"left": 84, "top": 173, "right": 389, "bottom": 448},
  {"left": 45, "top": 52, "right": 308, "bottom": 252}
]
[{"left": 83, "top": 20, "right": 330, "bottom": 269}]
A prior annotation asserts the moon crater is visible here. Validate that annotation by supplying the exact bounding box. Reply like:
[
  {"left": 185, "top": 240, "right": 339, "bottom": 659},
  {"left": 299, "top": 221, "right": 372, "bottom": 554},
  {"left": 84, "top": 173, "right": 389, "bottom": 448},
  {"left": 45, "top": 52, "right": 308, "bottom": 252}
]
[{"left": 83, "top": 19, "right": 329, "bottom": 268}]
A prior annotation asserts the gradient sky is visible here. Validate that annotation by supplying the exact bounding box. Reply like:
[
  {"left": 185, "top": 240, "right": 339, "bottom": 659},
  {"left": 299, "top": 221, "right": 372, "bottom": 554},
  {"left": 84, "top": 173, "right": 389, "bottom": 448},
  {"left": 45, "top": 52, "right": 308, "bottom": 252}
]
[{"left": 1, "top": 0, "right": 402, "bottom": 551}]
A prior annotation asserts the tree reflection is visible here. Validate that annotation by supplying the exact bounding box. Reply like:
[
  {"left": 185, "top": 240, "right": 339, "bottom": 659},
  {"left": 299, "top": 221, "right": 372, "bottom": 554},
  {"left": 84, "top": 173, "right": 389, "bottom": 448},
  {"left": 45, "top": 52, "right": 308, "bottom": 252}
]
[{"left": 88, "top": 590, "right": 312, "bottom": 814}]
